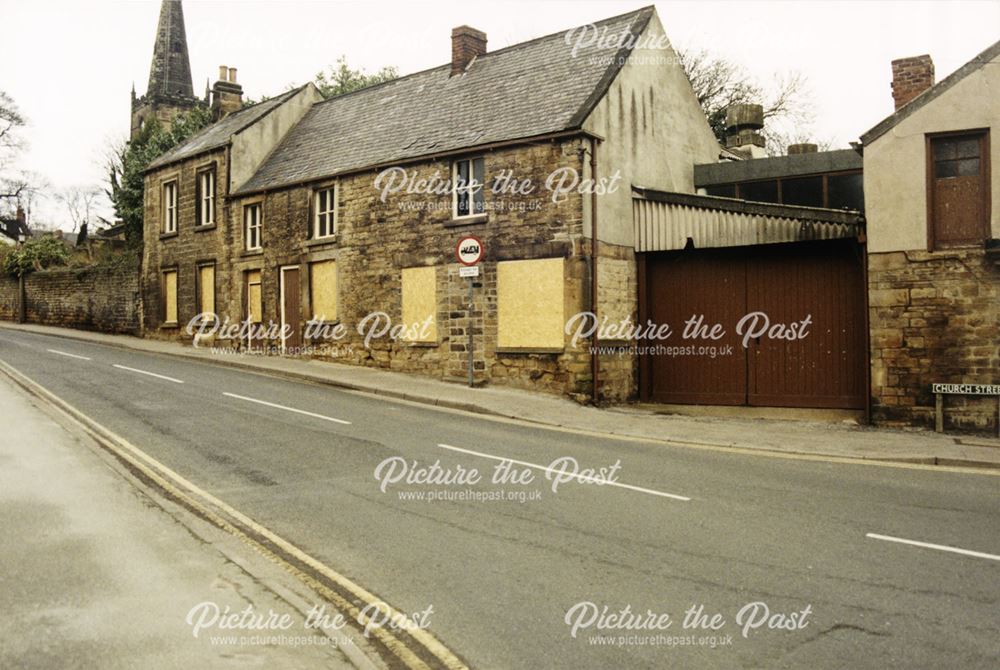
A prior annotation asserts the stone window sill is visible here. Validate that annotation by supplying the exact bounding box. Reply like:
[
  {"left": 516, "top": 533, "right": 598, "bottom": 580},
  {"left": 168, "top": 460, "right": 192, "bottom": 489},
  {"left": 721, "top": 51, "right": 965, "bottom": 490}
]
[
  {"left": 444, "top": 215, "right": 488, "bottom": 228},
  {"left": 159, "top": 232, "right": 178, "bottom": 241},
  {"left": 194, "top": 223, "right": 217, "bottom": 232},
  {"left": 404, "top": 340, "right": 439, "bottom": 348},
  {"left": 305, "top": 236, "right": 338, "bottom": 248},
  {"left": 496, "top": 347, "right": 564, "bottom": 355},
  {"left": 240, "top": 248, "right": 263, "bottom": 258},
  {"left": 160, "top": 321, "right": 179, "bottom": 329}
]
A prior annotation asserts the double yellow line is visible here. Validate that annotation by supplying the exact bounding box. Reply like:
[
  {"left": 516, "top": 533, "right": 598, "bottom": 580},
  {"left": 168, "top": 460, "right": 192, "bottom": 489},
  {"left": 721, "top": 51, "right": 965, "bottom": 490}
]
[{"left": 0, "top": 359, "right": 468, "bottom": 670}]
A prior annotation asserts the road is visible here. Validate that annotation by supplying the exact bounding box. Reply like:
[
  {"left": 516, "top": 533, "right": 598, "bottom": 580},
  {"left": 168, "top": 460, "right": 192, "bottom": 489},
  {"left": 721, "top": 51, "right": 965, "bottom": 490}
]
[{"left": 1, "top": 328, "right": 997, "bottom": 669}]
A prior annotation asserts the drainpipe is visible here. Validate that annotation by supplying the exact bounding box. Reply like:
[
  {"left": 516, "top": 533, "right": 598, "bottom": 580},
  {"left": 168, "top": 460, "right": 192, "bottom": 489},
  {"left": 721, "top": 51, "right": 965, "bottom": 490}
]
[{"left": 590, "top": 138, "right": 600, "bottom": 405}]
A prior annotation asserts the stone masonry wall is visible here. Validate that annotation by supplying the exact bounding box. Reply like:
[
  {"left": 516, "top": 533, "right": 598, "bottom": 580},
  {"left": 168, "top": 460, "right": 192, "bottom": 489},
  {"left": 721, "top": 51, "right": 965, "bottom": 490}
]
[
  {"left": 0, "top": 262, "right": 141, "bottom": 334},
  {"left": 217, "top": 139, "right": 613, "bottom": 400},
  {"left": 869, "top": 248, "right": 1000, "bottom": 434},
  {"left": 142, "top": 147, "right": 230, "bottom": 339}
]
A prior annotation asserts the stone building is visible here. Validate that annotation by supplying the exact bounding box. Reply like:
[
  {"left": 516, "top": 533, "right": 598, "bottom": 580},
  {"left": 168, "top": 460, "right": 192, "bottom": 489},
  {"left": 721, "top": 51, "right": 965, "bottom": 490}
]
[
  {"left": 861, "top": 41, "right": 1000, "bottom": 433},
  {"left": 141, "top": 6, "right": 720, "bottom": 403}
]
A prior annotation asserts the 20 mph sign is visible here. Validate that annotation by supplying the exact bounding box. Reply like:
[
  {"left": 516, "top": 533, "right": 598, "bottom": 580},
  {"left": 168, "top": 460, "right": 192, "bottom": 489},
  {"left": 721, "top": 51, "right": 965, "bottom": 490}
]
[{"left": 456, "top": 236, "right": 484, "bottom": 266}]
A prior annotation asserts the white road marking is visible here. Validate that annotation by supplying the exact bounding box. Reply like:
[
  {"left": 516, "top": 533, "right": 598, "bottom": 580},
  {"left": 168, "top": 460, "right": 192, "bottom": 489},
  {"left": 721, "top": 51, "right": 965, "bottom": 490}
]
[
  {"left": 112, "top": 364, "right": 184, "bottom": 384},
  {"left": 866, "top": 532, "right": 1000, "bottom": 562},
  {"left": 47, "top": 349, "right": 91, "bottom": 361},
  {"left": 435, "top": 443, "right": 691, "bottom": 501},
  {"left": 223, "top": 392, "right": 351, "bottom": 425}
]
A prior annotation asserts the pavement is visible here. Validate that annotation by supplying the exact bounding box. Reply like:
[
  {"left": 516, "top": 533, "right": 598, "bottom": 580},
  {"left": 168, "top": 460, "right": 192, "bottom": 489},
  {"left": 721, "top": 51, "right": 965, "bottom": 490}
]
[
  {"left": 1, "top": 321, "right": 997, "bottom": 470},
  {"left": 0, "top": 370, "right": 368, "bottom": 670}
]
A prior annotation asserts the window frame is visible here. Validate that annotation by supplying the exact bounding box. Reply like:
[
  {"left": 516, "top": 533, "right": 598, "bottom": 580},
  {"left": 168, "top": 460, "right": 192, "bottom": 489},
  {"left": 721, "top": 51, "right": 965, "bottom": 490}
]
[
  {"left": 925, "top": 128, "right": 991, "bottom": 251},
  {"left": 162, "top": 180, "right": 178, "bottom": 234},
  {"left": 313, "top": 184, "right": 338, "bottom": 239},
  {"left": 196, "top": 167, "right": 216, "bottom": 227},
  {"left": 243, "top": 202, "right": 262, "bottom": 251},
  {"left": 452, "top": 157, "right": 486, "bottom": 220}
]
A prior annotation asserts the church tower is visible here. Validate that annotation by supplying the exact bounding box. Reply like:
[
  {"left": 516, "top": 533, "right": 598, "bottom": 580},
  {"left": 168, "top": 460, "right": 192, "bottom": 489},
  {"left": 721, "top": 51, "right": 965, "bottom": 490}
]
[{"left": 130, "top": 0, "right": 203, "bottom": 140}]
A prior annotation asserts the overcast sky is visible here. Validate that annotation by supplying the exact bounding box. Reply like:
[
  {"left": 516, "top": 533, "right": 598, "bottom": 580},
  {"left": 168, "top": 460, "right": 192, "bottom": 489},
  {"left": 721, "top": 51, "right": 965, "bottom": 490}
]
[{"left": 5, "top": 0, "right": 999, "bottom": 229}]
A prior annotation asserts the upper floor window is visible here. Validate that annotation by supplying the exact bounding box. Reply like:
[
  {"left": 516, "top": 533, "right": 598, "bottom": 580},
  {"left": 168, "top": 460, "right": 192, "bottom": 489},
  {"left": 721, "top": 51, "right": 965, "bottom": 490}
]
[
  {"left": 929, "top": 131, "right": 990, "bottom": 249},
  {"left": 197, "top": 169, "right": 215, "bottom": 226},
  {"left": 244, "top": 203, "right": 262, "bottom": 251},
  {"left": 162, "top": 181, "right": 177, "bottom": 234},
  {"left": 453, "top": 157, "right": 485, "bottom": 218},
  {"left": 313, "top": 185, "right": 337, "bottom": 239}
]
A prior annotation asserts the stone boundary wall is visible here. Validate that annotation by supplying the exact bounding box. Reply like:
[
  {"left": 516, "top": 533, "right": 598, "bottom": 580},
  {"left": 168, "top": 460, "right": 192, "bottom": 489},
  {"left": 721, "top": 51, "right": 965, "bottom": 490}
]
[{"left": 0, "top": 262, "right": 141, "bottom": 334}]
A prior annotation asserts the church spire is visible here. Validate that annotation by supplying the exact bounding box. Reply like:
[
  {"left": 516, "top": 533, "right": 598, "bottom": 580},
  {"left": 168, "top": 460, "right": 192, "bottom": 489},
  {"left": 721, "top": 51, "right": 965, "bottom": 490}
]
[{"left": 146, "top": 0, "right": 195, "bottom": 100}]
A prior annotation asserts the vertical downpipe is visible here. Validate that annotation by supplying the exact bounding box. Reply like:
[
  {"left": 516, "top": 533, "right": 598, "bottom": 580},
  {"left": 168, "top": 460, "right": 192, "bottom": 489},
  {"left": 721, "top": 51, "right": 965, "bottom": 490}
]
[{"left": 590, "top": 138, "right": 600, "bottom": 405}]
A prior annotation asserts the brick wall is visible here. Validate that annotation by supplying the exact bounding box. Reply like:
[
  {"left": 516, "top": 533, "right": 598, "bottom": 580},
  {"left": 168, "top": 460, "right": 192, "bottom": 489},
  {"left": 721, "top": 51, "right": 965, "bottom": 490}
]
[
  {"left": 0, "top": 262, "right": 141, "bottom": 334},
  {"left": 869, "top": 248, "right": 1000, "bottom": 433}
]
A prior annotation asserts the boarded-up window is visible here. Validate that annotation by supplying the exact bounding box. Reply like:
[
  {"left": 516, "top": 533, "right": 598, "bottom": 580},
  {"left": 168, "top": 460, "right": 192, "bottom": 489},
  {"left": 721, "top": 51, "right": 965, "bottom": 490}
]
[
  {"left": 310, "top": 261, "right": 337, "bottom": 321},
  {"left": 197, "top": 263, "right": 215, "bottom": 318},
  {"left": 401, "top": 266, "right": 437, "bottom": 342},
  {"left": 246, "top": 270, "right": 262, "bottom": 323},
  {"left": 162, "top": 270, "right": 178, "bottom": 324},
  {"left": 497, "top": 258, "right": 564, "bottom": 350}
]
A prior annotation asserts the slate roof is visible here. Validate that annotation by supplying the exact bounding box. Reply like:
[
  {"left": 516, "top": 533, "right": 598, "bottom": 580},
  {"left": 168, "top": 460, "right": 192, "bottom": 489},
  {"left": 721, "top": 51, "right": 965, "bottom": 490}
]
[
  {"left": 147, "top": 87, "right": 305, "bottom": 170},
  {"left": 861, "top": 38, "right": 1000, "bottom": 145},
  {"left": 235, "top": 6, "right": 655, "bottom": 195}
]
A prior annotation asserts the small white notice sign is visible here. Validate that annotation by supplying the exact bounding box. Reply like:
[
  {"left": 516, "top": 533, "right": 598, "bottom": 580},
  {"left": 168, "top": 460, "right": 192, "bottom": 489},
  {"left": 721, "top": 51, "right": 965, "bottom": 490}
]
[{"left": 459, "top": 265, "right": 480, "bottom": 278}]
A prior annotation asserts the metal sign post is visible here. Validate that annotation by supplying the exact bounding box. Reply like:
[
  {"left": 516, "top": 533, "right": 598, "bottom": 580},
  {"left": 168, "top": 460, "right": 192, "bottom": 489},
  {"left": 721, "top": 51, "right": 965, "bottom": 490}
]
[{"left": 456, "top": 236, "right": 484, "bottom": 388}]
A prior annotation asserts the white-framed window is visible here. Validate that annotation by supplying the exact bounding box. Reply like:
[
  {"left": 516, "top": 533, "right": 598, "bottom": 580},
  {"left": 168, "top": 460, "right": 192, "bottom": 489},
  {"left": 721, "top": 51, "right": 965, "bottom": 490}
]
[
  {"left": 197, "top": 170, "right": 215, "bottom": 226},
  {"left": 244, "top": 203, "right": 262, "bottom": 250},
  {"left": 162, "top": 181, "right": 177, "bottom": 234},
  {"left": 313, "top": 185, "right": 337, "bottom": 238},
  {"left": 452, "top": 157, "right": 485, "bottom": 218}
]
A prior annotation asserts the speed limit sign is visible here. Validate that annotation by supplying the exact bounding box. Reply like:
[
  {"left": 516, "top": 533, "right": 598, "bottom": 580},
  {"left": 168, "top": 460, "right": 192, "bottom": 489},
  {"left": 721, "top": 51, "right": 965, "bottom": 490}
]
[{"left": 456, "top": 236, "right": 484, "bottom": 266}]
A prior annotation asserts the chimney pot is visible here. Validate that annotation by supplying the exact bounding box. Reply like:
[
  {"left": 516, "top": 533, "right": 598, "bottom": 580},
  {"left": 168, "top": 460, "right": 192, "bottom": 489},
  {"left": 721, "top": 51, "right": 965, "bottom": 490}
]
[
  {"left": 891, "top": 54, "right": 934, "bottom": 110},
  {"left": 451, "top": 25, "right": 487, "bottom": 76},
  {"left": 219, "top": 65, "right": 228, "bottom": 81},
  {"left": 228, "top": 67, "right": 237, "bottom": 83}
]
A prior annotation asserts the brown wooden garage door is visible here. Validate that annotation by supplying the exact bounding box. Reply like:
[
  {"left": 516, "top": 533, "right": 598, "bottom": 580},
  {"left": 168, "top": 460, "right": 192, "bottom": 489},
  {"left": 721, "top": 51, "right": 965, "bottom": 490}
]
[{"left": 641, "top": 239, "right": 866, "bottom": 409}]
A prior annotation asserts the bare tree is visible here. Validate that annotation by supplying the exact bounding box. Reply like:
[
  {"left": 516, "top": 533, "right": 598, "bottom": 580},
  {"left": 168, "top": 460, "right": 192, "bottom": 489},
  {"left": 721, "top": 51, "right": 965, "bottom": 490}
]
[
  {"left": 677, "top": 48, "right": 820, "bottom": 155},
  {"left": 0, "top": 91, "right": 43, "bottom": 215},
  {"left": 56, "top": 186, "right": 102, "bottom": 234}
]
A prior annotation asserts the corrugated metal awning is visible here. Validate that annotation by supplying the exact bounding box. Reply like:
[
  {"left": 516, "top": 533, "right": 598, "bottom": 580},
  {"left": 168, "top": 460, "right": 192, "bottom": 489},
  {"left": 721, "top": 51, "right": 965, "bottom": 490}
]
[{"left": 632, "top": 187, "right": 864, "bottom": 252}]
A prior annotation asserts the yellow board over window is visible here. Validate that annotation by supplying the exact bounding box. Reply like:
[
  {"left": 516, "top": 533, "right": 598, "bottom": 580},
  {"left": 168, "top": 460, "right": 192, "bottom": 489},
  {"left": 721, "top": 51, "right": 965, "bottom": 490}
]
[
  {"left": 163, "top": 270, "right": 178, "bottom": 324},
  {"left": 401, "top": 266, "right": 437, "bottom": 342},
  {"left": 497, "top": 258, "right": 565, "bottom": 350},
  {"left": 246, "top": 270, "right": 262, "bottom": 323},
  {"left": 198, "top": 264, "right": 215, "bottom": 317},
  {"left": 310, "top": 260, "right": 338, "bottom": 321}
]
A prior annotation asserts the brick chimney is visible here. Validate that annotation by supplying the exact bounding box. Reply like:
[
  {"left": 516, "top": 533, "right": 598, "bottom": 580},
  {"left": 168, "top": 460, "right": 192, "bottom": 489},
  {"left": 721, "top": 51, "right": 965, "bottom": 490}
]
[
  {"left": 891, "top": 55, "right": 934, "bottom": 110},
  {"left": 451, "top": 26, "right": 487, "bottom": 76},
  {"left": 211, "top": 64, "right": 244, "bottom": 120}
]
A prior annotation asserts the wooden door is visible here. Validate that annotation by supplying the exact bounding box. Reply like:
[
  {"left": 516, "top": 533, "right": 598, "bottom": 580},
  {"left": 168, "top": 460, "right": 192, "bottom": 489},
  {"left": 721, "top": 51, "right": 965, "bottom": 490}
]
[
  {"left": 645, "top": 248, "right": 747, "bottom": 405},
  {"left": 280, "top": 266, "right": 302, "bottom": 353},
  {"left": 746, "top": 240, "right": 866, "bottom": 409},
  {"left": 930, "top": 132, "right": 989, "bottom": 248}
]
